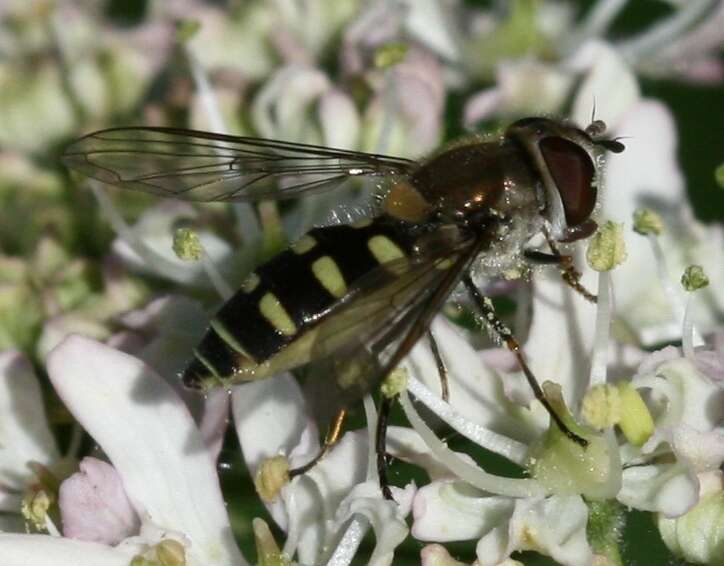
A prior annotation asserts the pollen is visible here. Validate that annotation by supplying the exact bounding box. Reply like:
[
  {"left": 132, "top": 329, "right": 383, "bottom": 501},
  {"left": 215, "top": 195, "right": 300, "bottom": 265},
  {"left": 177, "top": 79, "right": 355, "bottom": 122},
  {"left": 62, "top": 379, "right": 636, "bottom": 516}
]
[
  {"left": 586, "top": 221, "right": 627, "bottom": 272},
  {"left": 259, "top": 293, "right": 297, "bottom": 336},
  {"left": 254, "top": 456, "right": 290, "bottom": 503}
]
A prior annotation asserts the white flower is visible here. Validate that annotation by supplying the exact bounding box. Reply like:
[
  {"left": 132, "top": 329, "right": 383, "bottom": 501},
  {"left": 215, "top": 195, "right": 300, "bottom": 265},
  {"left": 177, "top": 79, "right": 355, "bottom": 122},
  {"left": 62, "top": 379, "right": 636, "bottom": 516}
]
[
  {"left": 231, "top": 374, "right": 414, "bottom": 565},
  {"left": 657, "top": 470, "right": 724, "bottom": 565},
  {"left": 402, "top": 261, "right": 719, "bottom": 562},
  {"left": 0, "top": 336, "right": 249, "bottom": 566},
  {"left": 0, "top": 351, "right": 61, "bottom": 533}
]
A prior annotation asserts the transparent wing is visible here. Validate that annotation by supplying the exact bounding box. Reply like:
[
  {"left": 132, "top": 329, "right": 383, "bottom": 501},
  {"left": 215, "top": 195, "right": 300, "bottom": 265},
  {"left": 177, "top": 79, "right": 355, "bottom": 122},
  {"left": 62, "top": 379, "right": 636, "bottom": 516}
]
[
  {"left": 302, "top": 234, "right": 484, "bottom": 423},
  {"left": 62, "top": 127, "right": 416, "bottom": 202}
]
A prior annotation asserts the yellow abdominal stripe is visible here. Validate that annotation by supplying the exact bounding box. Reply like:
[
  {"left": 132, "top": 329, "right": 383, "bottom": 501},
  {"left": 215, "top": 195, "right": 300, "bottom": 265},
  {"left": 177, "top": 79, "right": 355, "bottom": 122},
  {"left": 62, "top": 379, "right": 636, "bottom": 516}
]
[
  {"left": 368, "top": 235, "right": 405, "bottom": 264},
  {"left": 209, "top": 319, "right": 253, "bottom": 359},
  {"left": 259, "top": 293, "right": 297, "bottom": 336},
  {"left": 242, "top": 272, "right": 260, "bottom": 293},
  {"left": 291, "top": 234, "right": 317, "bottom": 254},
  {"left": 312, "top": 256, "right": 347, "bottom": 298}
]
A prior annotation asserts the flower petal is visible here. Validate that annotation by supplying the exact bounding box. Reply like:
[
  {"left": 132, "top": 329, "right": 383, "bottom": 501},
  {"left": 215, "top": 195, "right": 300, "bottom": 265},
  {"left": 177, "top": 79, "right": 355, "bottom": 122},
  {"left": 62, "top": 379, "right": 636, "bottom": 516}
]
[
  {"left": 47, "top": 336, "right": 247, "bottom": 566},
  {"left": 619, "top": 463, "right": 698, "bottom": 517},
  {"left": 412, "top": 480, "right": 514, "bottom": 542},
  {"left": 0, "top": 533, "right": 139, "bottom": 566},
  {"left": 59, "top": 457, "right": 139, "bottom": 544},
  {"left": 476, "top": 496, "right": 592, "bottom": 566},
  {"left": 0, "top": 351, "right": 60, "bottom": 499},
  {"left": 332, "top": 480, "right": 413, "bottom": 566}
]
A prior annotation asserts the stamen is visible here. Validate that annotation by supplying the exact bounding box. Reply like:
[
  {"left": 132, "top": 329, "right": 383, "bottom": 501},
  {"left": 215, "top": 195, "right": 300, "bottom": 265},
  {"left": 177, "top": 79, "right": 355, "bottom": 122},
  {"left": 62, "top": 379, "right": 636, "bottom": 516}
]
[
  {"left": 399, "top": 390, "right": 547, "bottom": 498},
  {"left": 323, "top": 396, "right": 380, "bottom": 565},
  {"left": 407, "top": 376, "right": 528, "bottom": 465},
  {"left": 172, "top": 227, "right": 234, "bottom": 301},
  {"left": 91, "top": 184, "right": 192, "bottom": 282},
  {"left": 586, "top": 222, "right": 627, "bottom": 386},
  {"left": 181, "top": 29, "right": 261, "bottom": 244},
  {"left": 681, "top": 265, "right": 710, "bottom": 361},
  {"left": 634, "top": 210, "right": 704, "bottom": 349},
  {"left": 589, "top": 270, "right": 612, "bottom": 386}
]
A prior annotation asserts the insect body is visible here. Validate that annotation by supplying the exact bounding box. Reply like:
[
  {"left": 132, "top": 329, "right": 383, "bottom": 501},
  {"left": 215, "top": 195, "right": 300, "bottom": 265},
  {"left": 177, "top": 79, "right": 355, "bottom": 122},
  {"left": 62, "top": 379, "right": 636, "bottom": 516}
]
[{"left": 63, "top": 117, "right": 624, "bottom": 494}]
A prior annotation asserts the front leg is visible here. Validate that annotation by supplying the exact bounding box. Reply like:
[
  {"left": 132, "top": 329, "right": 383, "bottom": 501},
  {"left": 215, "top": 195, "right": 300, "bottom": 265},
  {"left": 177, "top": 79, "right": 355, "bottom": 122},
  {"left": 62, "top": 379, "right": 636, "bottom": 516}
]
[
  {"left": 462, "top": 275, "right": 587, "bottom": 447},
  {"left": 524, "top": 242, "right": 596, "bottom": 303}
]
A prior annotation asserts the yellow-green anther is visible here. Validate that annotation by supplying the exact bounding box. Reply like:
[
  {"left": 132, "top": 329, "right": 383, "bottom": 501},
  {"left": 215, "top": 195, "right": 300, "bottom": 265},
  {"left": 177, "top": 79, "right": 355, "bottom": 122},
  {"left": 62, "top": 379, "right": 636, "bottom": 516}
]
[
  {"left": 131, "top": 558, "right": 156, "bottom": 566},
  {"left": 172, "top": 228, "right": 202, "bottom": 261},
  {"left": 586, "top": 221, "right": 627, "bottom": 272},
  {"left": 175, "top": 19, "right": 201, "bottom": 43},
  {"left": 616, "top": 382, "right": 654, "bottom": 447},
  {"left": 381, "top": 367, "right": 408, "bottom": 398},
  {"left": 374, "top": 43, "right": 408, "bottom": 69},
  {"left": 633, "top": 209, "right": 664, "bottom": 236},
  {"left": 21, "top": 489, "right": 52, "bottom": 531},
  {"left": 253, "top": 518, "right": 294, "bottom": 566},
  {"left": 581, "top": 384, "right": 622, "bottom": 430},
  {"left": 156, "top": 540, "right": 186, "bottom": 566},
  {"left": 681, "top": 265, "right": 709, "bottom": 292},
  {"left": 254, "top": 456, "right": 290, "bottom": 503},
  {"left": 716, "top": 163, "right": 724, "bottom": 189}
]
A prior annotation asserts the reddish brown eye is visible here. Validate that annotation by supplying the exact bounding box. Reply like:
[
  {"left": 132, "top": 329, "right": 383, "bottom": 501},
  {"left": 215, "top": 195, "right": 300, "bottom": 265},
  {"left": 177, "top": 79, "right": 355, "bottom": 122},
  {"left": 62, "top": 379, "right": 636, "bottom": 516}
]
[{"left": 539, "top": 137, "right": 596, "bottom": 226}]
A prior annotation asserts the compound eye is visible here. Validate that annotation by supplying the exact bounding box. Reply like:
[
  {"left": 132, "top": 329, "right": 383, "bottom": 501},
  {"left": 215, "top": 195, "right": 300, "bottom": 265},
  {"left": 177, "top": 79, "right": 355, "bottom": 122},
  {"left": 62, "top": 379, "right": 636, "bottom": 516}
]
[{"left": 539, "top": 137, "right": 596, "bottom": 226}]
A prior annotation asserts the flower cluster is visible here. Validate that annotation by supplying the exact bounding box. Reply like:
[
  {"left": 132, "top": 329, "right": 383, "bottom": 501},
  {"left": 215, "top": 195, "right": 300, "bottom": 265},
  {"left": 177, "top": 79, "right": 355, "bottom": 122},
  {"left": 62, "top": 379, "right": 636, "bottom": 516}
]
[{"left": 1, "top": 1, "right": 723, "bottom": 565}]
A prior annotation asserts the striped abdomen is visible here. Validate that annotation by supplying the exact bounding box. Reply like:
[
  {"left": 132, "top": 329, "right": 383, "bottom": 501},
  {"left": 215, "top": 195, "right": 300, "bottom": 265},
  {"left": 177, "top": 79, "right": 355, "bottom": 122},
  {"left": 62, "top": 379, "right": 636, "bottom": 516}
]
[{"left": 183, "top": 216, "right": 418, "bottom": 390}]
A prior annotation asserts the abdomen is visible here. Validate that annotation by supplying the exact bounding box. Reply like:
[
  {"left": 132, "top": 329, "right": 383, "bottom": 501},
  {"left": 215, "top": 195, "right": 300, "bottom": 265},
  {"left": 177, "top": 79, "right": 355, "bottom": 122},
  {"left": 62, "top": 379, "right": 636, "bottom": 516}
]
[{"left": 183, "top": 216, "right": 417, "bottom": 390}]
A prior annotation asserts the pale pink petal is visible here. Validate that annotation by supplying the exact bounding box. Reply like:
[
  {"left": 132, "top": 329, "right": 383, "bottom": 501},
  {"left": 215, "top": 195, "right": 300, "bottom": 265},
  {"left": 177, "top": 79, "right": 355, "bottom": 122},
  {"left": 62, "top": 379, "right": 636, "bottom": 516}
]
[
  {"left": 59, "top": 457, "right": 139, "bottom": 544},
  {"left": 0, "top": 533, "right": 138, "bottom": 566},
  {"left": 0, "top": 351, "right": 60, "bottom": 499},
  {"left": 463, "top": 88, "right": 503, "bottom": 128},
  {"left": 318, "top": 88, "right": 360, "bottom": 150},
  {"left": 47, "top": 336, "right": 247, "bottom": 566},
  {"left": 694, "top": 331, "right": 724, "bottom": 382}
]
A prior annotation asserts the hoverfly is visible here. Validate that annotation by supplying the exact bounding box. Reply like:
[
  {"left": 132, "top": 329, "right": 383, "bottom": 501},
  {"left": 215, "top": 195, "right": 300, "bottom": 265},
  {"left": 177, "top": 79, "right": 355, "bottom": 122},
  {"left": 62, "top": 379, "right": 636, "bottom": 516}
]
[{"left": 62, "top": 117, "right": 624, "bottom": 498}]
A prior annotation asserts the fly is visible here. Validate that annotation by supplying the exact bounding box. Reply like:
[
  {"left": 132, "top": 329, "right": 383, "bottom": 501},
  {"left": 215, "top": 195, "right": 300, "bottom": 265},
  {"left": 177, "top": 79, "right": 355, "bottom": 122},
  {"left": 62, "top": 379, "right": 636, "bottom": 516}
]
[{"left": 62, "top": 118, "right": 624, "bottom": 499}]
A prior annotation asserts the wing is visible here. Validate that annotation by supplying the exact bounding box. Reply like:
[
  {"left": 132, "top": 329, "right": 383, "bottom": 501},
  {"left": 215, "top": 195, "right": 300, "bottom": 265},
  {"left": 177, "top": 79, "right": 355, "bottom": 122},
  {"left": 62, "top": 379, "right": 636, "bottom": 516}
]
[
  {"left": 62, "top": 127, "right": 416, "bottom": 202},
  {"left": 302, "top": 234, "right": 487, "bottom": 424}
]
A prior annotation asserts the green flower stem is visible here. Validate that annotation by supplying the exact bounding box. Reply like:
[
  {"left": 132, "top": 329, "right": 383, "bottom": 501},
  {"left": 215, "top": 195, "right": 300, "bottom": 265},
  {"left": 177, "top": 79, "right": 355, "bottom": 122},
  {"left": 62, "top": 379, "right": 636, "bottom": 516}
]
[{"left": 587, "top": 499, "right": 625, "bottom": 566}]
